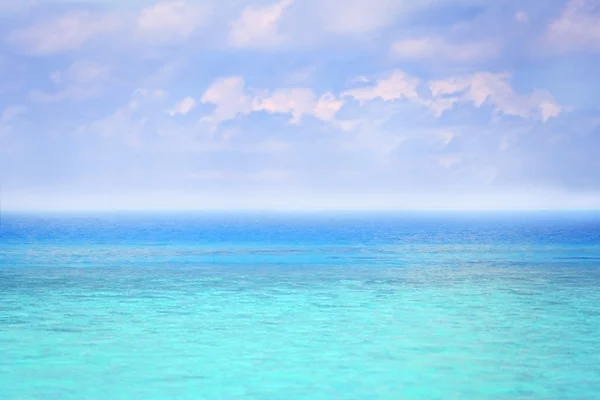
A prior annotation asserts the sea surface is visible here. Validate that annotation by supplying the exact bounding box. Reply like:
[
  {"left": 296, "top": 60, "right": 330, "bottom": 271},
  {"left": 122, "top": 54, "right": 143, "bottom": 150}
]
[{"left": 1, "top": 211, "right": 600, "bottom": 399}]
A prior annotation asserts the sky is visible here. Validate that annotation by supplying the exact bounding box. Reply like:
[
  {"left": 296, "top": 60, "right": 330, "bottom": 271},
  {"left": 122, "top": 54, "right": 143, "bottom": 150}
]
[{"left": 0, "top": 0, "right": 599, "bottom": 211}]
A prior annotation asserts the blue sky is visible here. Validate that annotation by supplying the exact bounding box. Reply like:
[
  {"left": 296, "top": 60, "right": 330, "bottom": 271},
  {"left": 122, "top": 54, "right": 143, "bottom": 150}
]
[{"left": 1, "top": 0, "right": 599, "bottom": 210}]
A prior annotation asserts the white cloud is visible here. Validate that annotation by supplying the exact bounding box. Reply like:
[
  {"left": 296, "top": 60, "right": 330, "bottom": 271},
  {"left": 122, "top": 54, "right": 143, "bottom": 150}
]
[
  {"left": 342, "top": 121, "right": 408, "bottom": 156},
  {"left": 81, "top": 88, "right": 168, "bottom": 147},
  {"left": 31, "top": 60, "right": 110, "bottom": 103},
  {"left": 168, "top": 96, "right": 196, "bottom": 116},
  {"left": 1, "top": 105, "right": 28, "bottom": 123},
  {"left": 144, "top": 62, "right": 185, "bottom": 87},
  {"left": 51, "top": 60, "right": 110, "bottom": 85},
  {"left": 229, "top": 0, "right": 293, "bottom": 48},
  {"left": 257, "top": 88, "right": 342, "bottom": 123},
  {"left": 8, "top": 1, "right": 208, "bottom": 53},
  {"left": 433, "top": 130, "right": 457, "bottom": 147},
  {"left": 201, "top": 76, "right": 344, "bottom": 124},
  {"left": 257, "top": 88, "right": 316, "bottom": 123},
  {"left": 515, "top": 10, "right": 529, "bottom": 23},
  {"left": 428, "top": 72, "right": 565, "bottom": 121},
  {"left": 137, "top": 0, "right": 209, "bottom": 43},
  {"left": 342, "top": 69, "right": 564, "bottom": 122},
  {"left": 342, "top": 70, "right": 420, "bottom": 103},
  {"left": 314, "top": 93, "right": 344, "bottom": 121},
  {"left": 200, "top": 77, "right": 253, "bottom": 124},
  {"left": 546, "top": 0, "right": 600, "bottom": 52},
  {"left": 436, "top": 154, "right": 463, "bottom": 168},
  {"left": 8, "top": 11, "right": 121, "bottom": 54},
  {"left": 421, "top": 97, "right": 461, "bottom": 118},
  {"left": 316, "top": 0, "right": 411, "bottom": 35},
  {"left": 0, "top": 1, "right": 40, "bottom": 15},
  {"left": 469, "top": 73, "right": 563, "bottom": 119},
  {"left": 423, "top": 78, "right": 468, "bottom": 116},
  {"left": 390, "top": 37, "right": 501, "bottom": 62},
  {"left": 352, "top": 76, "right": 371, "bottom": 84},
  {"left": 539, "top": 100, "right": 564, "bottom": 122},
  {"left": 499, "top": 133, "right": 518, "bottom": 151},
  {"left": 333, "top": 119, "right": 360, "bottom": 132},
  {"left": 429, "top": 77, "right": 469, "bottom": 98},
  {"left": 1, "top": 105, "right": 27, "bottom": 137},
  {"left": 283, "top": 66, "right": 318, "bottom": 85}
]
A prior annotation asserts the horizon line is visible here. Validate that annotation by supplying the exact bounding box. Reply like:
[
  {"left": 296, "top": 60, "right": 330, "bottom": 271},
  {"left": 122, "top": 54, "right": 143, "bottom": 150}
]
[{"left": 3, "top": 207, "right": 600, "bottom": 214}]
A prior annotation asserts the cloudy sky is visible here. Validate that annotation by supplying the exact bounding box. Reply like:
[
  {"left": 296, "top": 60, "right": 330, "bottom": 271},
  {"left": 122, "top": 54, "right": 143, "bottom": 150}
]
[{"left": 1, "top": 0, "right": 599, "bottom": 210}]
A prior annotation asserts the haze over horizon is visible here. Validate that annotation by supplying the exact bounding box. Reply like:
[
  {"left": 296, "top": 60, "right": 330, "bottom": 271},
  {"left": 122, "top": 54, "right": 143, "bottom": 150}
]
[{"left": 1, "top": 0, "right": 599, "bottom": 211}]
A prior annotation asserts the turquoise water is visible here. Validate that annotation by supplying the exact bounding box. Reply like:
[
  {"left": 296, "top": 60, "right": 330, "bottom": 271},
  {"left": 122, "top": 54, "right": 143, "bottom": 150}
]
[{"left": 1, "top": 212, "right": 600, "bottom": 399}]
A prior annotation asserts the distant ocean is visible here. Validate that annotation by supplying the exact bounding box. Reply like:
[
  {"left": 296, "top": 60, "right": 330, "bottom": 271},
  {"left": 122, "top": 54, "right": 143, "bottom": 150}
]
[{"left": 1, "top": 211, "right": 600, "bottom": 399}]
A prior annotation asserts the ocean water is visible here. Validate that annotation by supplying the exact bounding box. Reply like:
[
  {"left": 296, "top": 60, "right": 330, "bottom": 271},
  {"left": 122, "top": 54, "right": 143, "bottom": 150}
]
[{"left": 1, "top": 211, "right": 600, "bottom": 399}]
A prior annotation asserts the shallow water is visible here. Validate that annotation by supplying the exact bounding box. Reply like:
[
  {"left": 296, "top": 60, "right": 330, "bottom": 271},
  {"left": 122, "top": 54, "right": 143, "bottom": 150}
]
[{"left": 1, "top": 212, "right": 599, "bottom": 399}]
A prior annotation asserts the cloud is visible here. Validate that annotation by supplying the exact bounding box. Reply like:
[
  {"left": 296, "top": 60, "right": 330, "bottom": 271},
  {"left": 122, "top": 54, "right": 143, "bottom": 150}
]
[
  {"left": 51, "top": 60, "right": 110, "bottom": 85},
  {"left": 314, "top": 93, "right": 345, "bottom": 121},
  {"left": 433, "top": 130, "right": 457, "bottom": 147},
  {"left": 136, "top": 0, "right": 209, "bottom": 44},
  {"left": 0, "top": 1, "right": 35, "bottom": 15},
  {"left": 316, "top": 0, "right": 412, "bottom": 35},
  {"left": 228, "top": 0, "right": 293, "bottom": 48},
  {"left": 545, "top": 0, "right": 600, "bottom": 52},
  {"left": 421, "top": 96, "right": 461, "bottom": 118},
  {"left": 428, "top": 72, "right": 565, "bottom": 121},
  {"left": 8, "top": 11, "right": 121, "bottom": 54},
  {"left": 283, "top": 66, "right": 318, "bottom": 85},
  {"left": 0, "top": 105, "right": 27, "bottom": 137},
  {"left": 255, "top": 88, "right": 317, "bottom": 123},
  {"left": 436, "top": 154, "right": 463, "bottom": 168},
  {"left": 8, "top": 1, "right": 208, "bottom": 53},
  {"left": 31, "top": 60, "right": 110, "bottom": 103},
  {"left": 342, "top": 70, "right": 420, "bottom": 103},
  {"left": 200, "top": 77, "right": 253, "bottom": 124},
  {"left": 81, "top": 88, "right": 168, "bottom": 147},
  {"left": 144, "top": 62, "right": 185, "bottom": 87},
  {"left": 352, "top": 76, "right": 371, "bottom": 84},
  {"left": 538, "top": 101, "right": 564, "bottom": 122},
  {"left": 1, "top": 105, "right": 27, "bottom": 123},
  {"left": 220, "top": 68, "right": 565, "bottom": 129},
  {"left": 343, "top": 69, "right": 564, "bottom": 122},
  {"left": 390, "top": 37, "right": 501, "bottom": 62},
  {"left": 168, "top": 96, "right": 196, "bottom": 116},
  {"left": 257, "top": 88, "right": 343, "bottom": 123},
  {"left": 515, "top": 10, "right": 529, "bottom": 23},
  {"left": 428, "top": 77, "right": 468, "bottom": 98},
  {"left": 201, "top": 76, "right": 344, "bottom": 124}
]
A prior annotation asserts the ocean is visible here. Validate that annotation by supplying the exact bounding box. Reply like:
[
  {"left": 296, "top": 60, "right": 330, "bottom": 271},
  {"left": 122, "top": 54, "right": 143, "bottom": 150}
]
[{"left": 1, "top": 211, "right": 599, "bottom": 399}]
